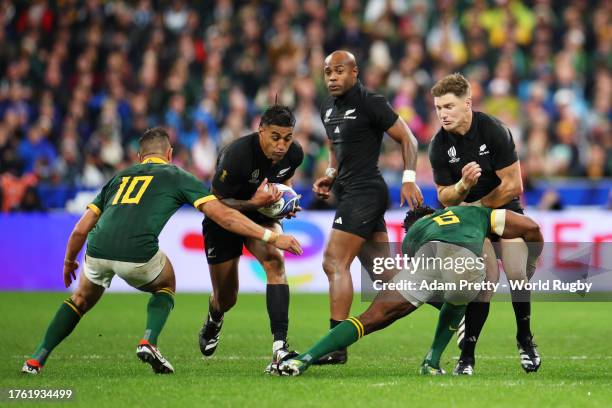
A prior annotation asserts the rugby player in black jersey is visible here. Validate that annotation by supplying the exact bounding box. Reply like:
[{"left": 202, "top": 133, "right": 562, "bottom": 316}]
[
  {"left": 198, "top": 105, "right": 304, "bottom": 372},
  {"left": 312, "top": 50, "right": 423, "bottom": 364},
  {"left": 428, "top": 73, "right": 540, "bottom": 375}
]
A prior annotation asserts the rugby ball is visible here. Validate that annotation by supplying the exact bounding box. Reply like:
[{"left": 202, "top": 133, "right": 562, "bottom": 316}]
[{"left": 257, "top": 184, "right": 300, "bottom": 219}]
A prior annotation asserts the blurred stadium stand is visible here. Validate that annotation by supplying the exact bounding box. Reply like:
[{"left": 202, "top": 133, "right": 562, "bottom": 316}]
[{"left": 0, "top": 0, "right": 609, "bottom": 212}]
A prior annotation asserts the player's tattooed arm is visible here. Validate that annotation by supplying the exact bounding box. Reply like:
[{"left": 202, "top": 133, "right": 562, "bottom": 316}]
[{"left": 217, "top": 178, "right": 281, "bottom": 211}]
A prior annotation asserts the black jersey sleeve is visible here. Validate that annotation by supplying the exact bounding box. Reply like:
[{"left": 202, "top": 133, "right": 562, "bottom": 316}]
[
  {"left": 211, "top": 146, "right": 249, "bottom": 198},
  {"left": 485, "top": 118, "right": 518, "bottom": 170},
  {"left": 366, "top": 93, "right": 399, "bottom": 132},
  {"left": 320, "top": 99, "right": 333, "bottom": 139},
  {"left": 283, "top": 142, "right": 305, "bottom": 181},
  {"left": 428, "top": 135, "right": 456, "bottom": 186}
]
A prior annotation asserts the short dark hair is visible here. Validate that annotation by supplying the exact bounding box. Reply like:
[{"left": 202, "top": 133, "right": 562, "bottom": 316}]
[
  {"left": 259, "top": 105, "right": 295, "bottom": 128},
  {"left": 403, "top": 205, "right": 436, "bottom": 232},
  {"left": 139, "top": 127, "right": 171, "bottom": 155},
  {"left": 431, "top": 73, "right": 471, "bottom": 98}
]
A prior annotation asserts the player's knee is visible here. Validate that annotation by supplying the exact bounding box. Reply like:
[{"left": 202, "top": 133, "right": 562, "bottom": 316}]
[
  {"left": 261, "top": 254, "right": 286, "bottom": 284},
  {"left": 70, "top": 292, "right": 92, "bottom": 314},
  {"left": 322, "top": 254, "right": 346, "bottom": 278},
  {"left": 214, "top": 290, "right": 238, "bottom": 312},
  {"left": 157, "top": 273, "right": 176, "bottom": 293},
  {"left": 504, "top": 268, "right": 527, "bottom": 282}
]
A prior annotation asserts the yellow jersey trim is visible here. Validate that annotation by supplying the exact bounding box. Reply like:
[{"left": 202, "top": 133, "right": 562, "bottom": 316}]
[
  {"left": 194, "top": 195, "right": 217, "bottom": 209},
  {"left": 87, "top": 203, "right": 101, "bottom": 216},
  {"left": 141, "top": 157, "right": 168, "bottom": 164}
]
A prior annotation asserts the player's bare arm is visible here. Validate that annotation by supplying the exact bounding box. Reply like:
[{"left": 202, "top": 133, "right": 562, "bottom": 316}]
[
  {"left": 496, "top": 210, "right": 544, "bottom": 265},
  {"left": 480, "top": 161, "right": 523, "bottom": 208},
  {"left": 436, "top": 161, "right": 482, "bottom": 207},
  {"left": 216, "top": 178, "right": 281, "bottom": 212},
  {"left": 312, "top": 140, "right": 337, "bottom": 200},
  {"left": 63, "top": 208, "right": 100, "bottom": 287},
  {"left": 385, "top": 117, "right": 423, "bottom": 208},
  {"left": 199, "top": 199, "right": 302, "bottom": 255}
]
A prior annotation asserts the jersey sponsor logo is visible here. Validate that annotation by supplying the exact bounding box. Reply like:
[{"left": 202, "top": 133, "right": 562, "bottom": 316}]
[
  {"left": 334, "top": 126, "right": 340, "bottom": 134},
  {"left": 343, "top": 108, "right": 357, "bottom": 119},
  {"left": 249, "top": 169, "right": 260, "bottom": 184},
  {"left": 324, "top": 108, "right": 333, "bottom": 123},
  {"left": 276, "top": 167, "right": 291, "bottom": 177},
  {"left": 334, "top": 217, "right": 343, "bottom": 224},
  {"left": 479, "top": 144, "right": 490, "bottom": 156},
  {"left": 447, "top": 146, "right": 460, "bottom": 163}
]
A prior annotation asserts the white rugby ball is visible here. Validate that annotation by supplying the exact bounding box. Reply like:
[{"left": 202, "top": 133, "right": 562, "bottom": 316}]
[{"left": 257, "top": 184, "right": 300, "bottom": 219}]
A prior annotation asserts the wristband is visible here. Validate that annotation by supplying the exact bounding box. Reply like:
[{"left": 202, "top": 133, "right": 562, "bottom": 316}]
[
  {"left": 325, "top": 167, "right": 337, "bottom": 179},
  {"left": 402, "top": 170, "right": 416, "bottom": 183},
  {"left": 262, "top": 229, "right": 278, "bottom": 243},
  {"left": 64, "top": 258, "right": 77, "bottom": 266},
  {"left": 454, "top": 179, "right": 467, "bottom": 193}
]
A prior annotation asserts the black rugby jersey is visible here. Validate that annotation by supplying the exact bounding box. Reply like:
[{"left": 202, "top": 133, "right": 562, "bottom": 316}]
[
  {"left": 320, "top": 81, "right": 398, "bottom": 184},
  {"left": 211, "top": 132, "right": 303, "bottom": 201},
  {"left": 428, "top": 111, "right": 521, "bottom": 210}
]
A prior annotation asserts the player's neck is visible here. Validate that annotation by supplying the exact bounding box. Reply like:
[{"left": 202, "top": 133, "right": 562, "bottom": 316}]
[
  {"left": 453, "top": 110, "right": 473, "bottom": 136},
  {"left": 140, "top": 155, "right": 168, "bottom": 164}
]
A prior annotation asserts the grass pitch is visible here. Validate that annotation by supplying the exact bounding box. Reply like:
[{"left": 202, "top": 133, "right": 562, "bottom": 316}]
[{"left": 1, "top": 293, "right": 611, "bottom": 407}]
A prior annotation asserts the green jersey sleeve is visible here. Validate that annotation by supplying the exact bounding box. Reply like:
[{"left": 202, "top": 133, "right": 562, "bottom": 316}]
[
  {"left": 87, "top": 177, "right": 115, "bottom": 216},
  {"left": 177, "top": 169, "right": 217, "bottom": 209}
]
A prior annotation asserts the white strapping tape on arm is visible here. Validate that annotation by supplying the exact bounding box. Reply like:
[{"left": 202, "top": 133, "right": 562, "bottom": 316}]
[{"left": 491, "top": 209, "right": 506, "bottom": 236}]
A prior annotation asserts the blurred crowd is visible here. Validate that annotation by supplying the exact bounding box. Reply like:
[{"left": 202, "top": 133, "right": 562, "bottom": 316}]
[{"left": 0, "top": 0, "right": 610, "bottom": 212}]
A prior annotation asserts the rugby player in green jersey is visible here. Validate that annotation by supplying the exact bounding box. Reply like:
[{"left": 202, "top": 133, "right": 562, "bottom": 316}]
[
  {"left": 22, "top": 127, "right": 302, "bottom": 375},
  {"left": 275, "top": 205, "right": 542, "bottom": 376}
]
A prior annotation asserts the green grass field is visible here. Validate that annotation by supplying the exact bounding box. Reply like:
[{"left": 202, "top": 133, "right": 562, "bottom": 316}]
[{"left": 1, "top": 293, "right": 611, "bottom": 407}]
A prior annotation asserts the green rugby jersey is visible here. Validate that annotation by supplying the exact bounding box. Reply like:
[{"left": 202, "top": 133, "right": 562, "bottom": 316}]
[
  {"left": 86, "top": 157, "right": 216, "bottom": 262},
  {"left": 402, "top": 206, "right": 504, "bottom": 257}
]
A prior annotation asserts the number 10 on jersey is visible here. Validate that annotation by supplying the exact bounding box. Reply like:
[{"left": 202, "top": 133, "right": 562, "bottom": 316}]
[{"left": 112, "top": 176, "right": 153, "bottom": 205}]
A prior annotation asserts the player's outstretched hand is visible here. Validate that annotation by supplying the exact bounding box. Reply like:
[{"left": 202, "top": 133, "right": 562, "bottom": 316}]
[
  {"left": 285, "top": 201, "right": 302, "bottom": 219},
  {"left": 312, "top": 176, "right": 333, "bottom": 199},
  {"left": 274, "top": 234, "right": 303, "bottom": 255},
  {"left": 400, "top": 182, "right": 423, "bottom": 208},
  {"left": 63, "top": 259, "right": 79, "bottom": 288},
  {"left": 461, "top": 161, "right": 482, "bottom": 189},
  {"left": 252, "top": 178, "right": 282, "bottom": 207}
]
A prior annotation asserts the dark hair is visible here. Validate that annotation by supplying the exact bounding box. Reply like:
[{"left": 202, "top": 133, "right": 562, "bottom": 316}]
[
  {"left": 139, "top": 127, "right": 171, "bottom": 155},
  {"left": 403, "top": 205, "right": 436, "bottom": 232},
  {"left": 430, "top": 73, "right": 471, "bottom": 98},
  {"left": 259, "top": 105, "right": 295, "bottom": 128}
]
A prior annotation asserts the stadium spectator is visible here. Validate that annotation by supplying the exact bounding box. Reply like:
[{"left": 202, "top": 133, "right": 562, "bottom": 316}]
[{"left": 0, "top": 0, "right": 609, "bottom": 211}]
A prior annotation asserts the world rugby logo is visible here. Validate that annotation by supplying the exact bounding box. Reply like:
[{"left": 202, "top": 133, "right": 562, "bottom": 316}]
[{"left": 448, "top": 146, "right": 460, "bottom": 163}]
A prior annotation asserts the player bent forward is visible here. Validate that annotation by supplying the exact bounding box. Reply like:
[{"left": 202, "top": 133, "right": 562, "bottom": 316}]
[
  {"left": 22, "top": 127, "right": 302, "bottom": 375},
  {"left": 198, "top": 105, "right": 304, "bottom": 372},
  {"left": 274, "top": 206, "right": 542, "bottom": 376}
]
